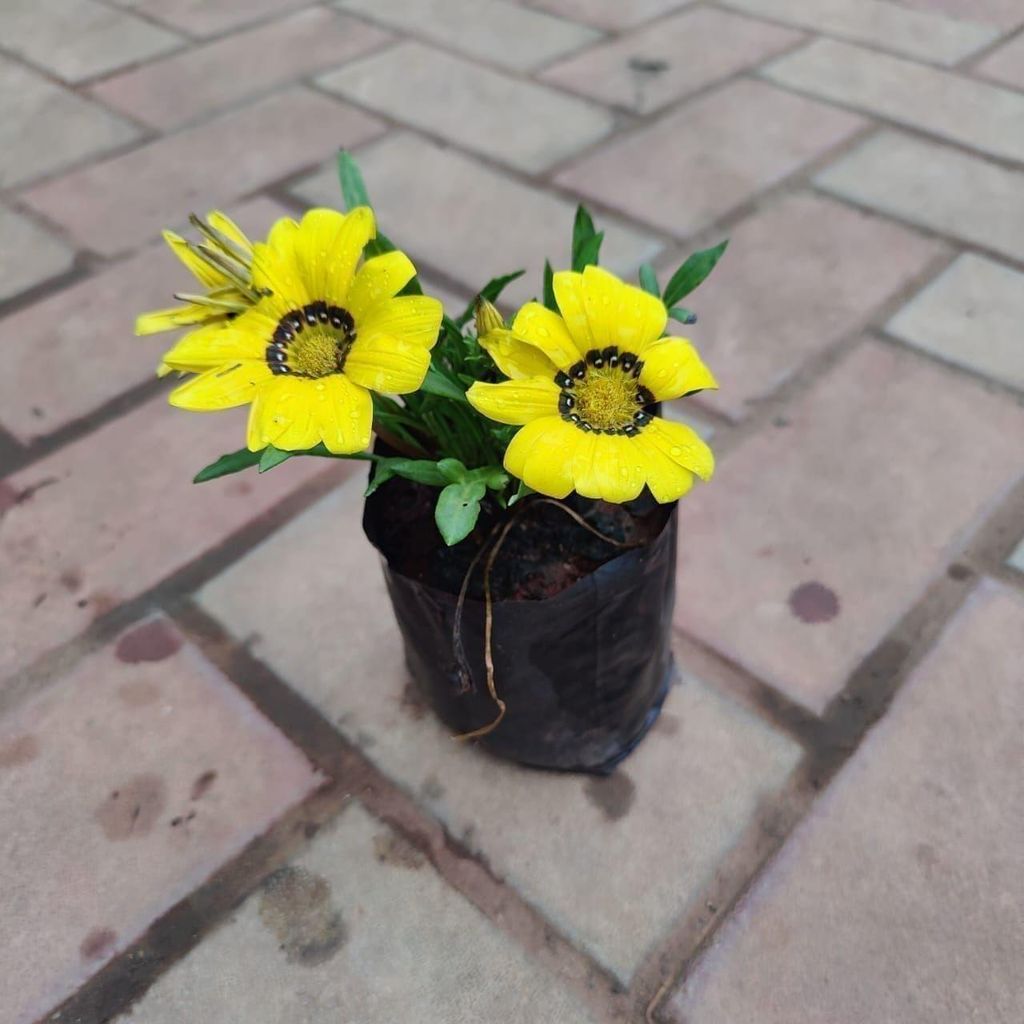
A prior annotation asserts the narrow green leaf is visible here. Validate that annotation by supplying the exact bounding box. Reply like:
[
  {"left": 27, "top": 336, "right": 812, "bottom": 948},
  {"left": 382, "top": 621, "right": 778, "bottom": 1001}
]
[
  {"left": 366, "top": 457, "right": 450, "bottom": 496},
  {"left": 574, "top": 230, "right": 604, "bottom": 273},
  {"left": 193, "top": 447, "right": 262, "bottom": 483},
  {"left": 542, "top": 259, "right": 557, "bottom": 312},
  {"left": 662, "top": 240, "right": 728, "bottom": 307},
  {"left": 638, "top": 263, "right": 660, "bottom": 297},
  {"left": 509, "top": 480, "right": 533, "bottom": 506},
  {"left": 258, "top": 445, "right": 293, "bottom": 473},
  {"left": 667, "top": 305, "right": 698, "bottom": 325},
  {"left": 455, "top": 270, "right": 526, "bottom": 327},
  {"left": 337, "top": 150, "right": 371, "bottom": 211},
  {"left": 421, "top": 364, "right": 469, "bottom": 403},
  {"left": 435, "top": 480, "right": 487, "bottom": 546},
  {"left": 571, "top": 205, "right": 597, "bottom": 271}
]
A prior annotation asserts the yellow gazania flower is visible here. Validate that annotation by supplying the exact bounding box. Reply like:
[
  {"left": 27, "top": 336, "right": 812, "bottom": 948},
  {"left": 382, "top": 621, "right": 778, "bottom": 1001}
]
[
  {"left": 467, "top": 266, "right": 716, "bottom": 503},
  {"left": 160, "top": 207, "right": 443, "bottom": 455}
]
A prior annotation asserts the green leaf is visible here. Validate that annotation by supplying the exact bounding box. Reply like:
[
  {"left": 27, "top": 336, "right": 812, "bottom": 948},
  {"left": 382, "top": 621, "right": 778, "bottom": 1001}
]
[
  {"left": 667, "top": 305, "right": 698, "bottom": 325},
  {"left": 662, "top": 240, "right": 728, "bottom": 307},
  {"left": 482, "top": 468, "right": 509, "bottom": 490},
  {"left": 337, "top": 151, "right": 371, "bottom": 210},
  {"left": 364, "top": 457, "right": 449, "bottom": 496},
  {"left": 542, "top": 259, "right": 557, "bottom": 312},
  {"left": 193, "top": 447, "right": 262, "bottom": 483},
  {"left": 258, "top": 445, "right": 293, "bottom": 473},
  {"left": 435, "top": 479, "right": 487, "bottom": 546},
  {"left": 509, "top": 480, "right": 534, "bottom": 506},
  {"left": 437, "top": 457, "right": 468, "bottom": 484},
  {"left": 638, "top": 263, "right": 660, "bottom": 297},
  {"left": 421, "top": 364, "right": 469, "bottom": 403},
  {"left": 455, "top": 270, "right": 525, "bottom": 327},
  {"left": 571, "top": 205, "right": 597, "bottom": 271},
  {"left": 573, "top": 230, "right": 604, "bottom": 273}
]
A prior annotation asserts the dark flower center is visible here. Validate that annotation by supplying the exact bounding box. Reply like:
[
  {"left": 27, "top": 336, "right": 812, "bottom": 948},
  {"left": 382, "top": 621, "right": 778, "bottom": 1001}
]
[
  {"left": 555, "top": 346, "right": 654, "bottom": 435},
  {"left": 265, "top": 301, "right": 356, "bottom": 378}
]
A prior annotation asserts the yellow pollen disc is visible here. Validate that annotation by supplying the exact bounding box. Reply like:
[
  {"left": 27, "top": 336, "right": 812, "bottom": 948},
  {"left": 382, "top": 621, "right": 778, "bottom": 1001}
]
[
  {"left": 575, "top": 367, "right": 639, "bottom": 430},
  {"left": 289, "top": 328, "right": 344, "bottom": 378}
]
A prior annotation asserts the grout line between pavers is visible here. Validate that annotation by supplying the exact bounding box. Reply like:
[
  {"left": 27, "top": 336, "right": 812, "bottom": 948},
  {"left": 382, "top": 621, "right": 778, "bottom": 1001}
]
[{"left": 953, "top": 19, "right": 1024, "bottom": 71}]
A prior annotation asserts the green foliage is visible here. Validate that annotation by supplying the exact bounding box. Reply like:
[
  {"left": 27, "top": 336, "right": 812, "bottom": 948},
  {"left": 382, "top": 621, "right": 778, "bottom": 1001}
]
[
  {"left": 193, "top": 447, "right": 262, "bottom": 482},
  {"left": 454, "top": 270, "right": 525, "bottom": 328},
  {"left": 571, "top": 205, "right": 604, "bottom": 272},
  {"left": 638, "top": 263, "right": 660, "bottom": 297},
  {"left": 662, "top": 240, "right": 728, "bottom": 307},
  {"left": 542, "top": 259, "right": 557, "bottom": 312},
  {"left": 667, "top": 305, "right": 698, "bottom": 325}
]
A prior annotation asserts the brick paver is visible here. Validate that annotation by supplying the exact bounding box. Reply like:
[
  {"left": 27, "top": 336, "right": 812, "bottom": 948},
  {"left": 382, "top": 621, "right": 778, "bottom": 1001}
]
[
  {"left": 541, "top": 7, "right": 801, "bottom": 114},
  {"left": 90, "top": 9, "right": 393, "bottom": 131},
  {"left": 667, "top": 581, "right": 1024, "bottom": 1023},
  {"left": 337, "top": 0, "right": 601, "bottom": 72},
  {"left": 765, "top": 39, "right": 1024, "bottom": 164},
  {"left": 657, "top": 192, "right": 944, "bottom": 420},
  {"left": 318, "top": 42, "right": 614, "bottom": 173},
  {"left": 816, "top": 131, "right": 1024, "bottom": 264},
  {"left": 674, "top": 341, "right": 1024, "bottom": 713},
  {"left": 117, "top": 803, "right": 597, "bottom": 1023},
  {"left": 3, "top": 3, "right": 1023, "bottom": 1020},
  {"left": 199, "top": 481, "right": 801, "bottom": 982},
  {"left": 722, "top": 0, "right": 998, "bottom": 64},
  {"left": 0, "top": 0, "right": 183, "bottom": 84},
  {"left": 0, "top": 205, "right": 75, "bottom": 304},
  {"left": 556, "top": 79, "right": 865, "bottom": 237},
  {"left": 0, "top": 57, "right": 139, "bottom": 188},
  {"left": 0, "top": 617, "right": 318, "bottom": 1024},
  {"left": 290, "top": 132, "right": 662, "bottom": 307},
  {"left": 886, "top": 254, "right": 1024, "bottom": 392}
]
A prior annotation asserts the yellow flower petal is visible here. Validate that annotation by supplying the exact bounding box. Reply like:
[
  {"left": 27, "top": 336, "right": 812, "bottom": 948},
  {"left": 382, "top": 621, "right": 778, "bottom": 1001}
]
[
  {"left": 252, "top": 239, "right": 309, "bottom": 318},
  {"left": 163, "top": 230, "right": 226, "bottom": 290},
  {"left": 136, "top": 303, "right": 221, "bottom": 335},
  {"left": 573, "top": 433, "right": 646, "bottom": 502},
  {"left": 643, "top": 417, "right": 714, "bottom": 481},
  {"left": 467, "top": 377, "right": 561, "bottom": 425},
  {"left": 635, "top": 434, "right": 695, "bottom": 502},
  {"left": 168, "top": 361, "right": 270, "bottom": 411},
  {"left": 552, "top": 271, "right": 596, "bottom": 354},
  {"left": 581, "top": 265, "right": 666, "bottom": 352},
  {"left": 246, "top": 374, "right": 372, "bottom": 453},
  {"left": 503, "top": 417, "right": 579, "bottom": 499},
  {"left": 479, "top": 327, "right": 559, "bottom": 380},
  {"left": 294, "top": 207, "right": 375, "bottom": 308},
  {"left": 160, "top": 323, "right": 265, "bottom": 374},
  {"left": 345, "top": 333, "right": 432, "bottom": 394},
  {"left": 638, "top": 337, "right": 718, "bottom": 401},
  {"left": 510, "top": 302, "right": 583, "bottom": 370},
  {"left": 347, "top": 251, "right": 417, "bottom": 321},
  {"left": 206, "top": 210, "right": 253, "bottom": 256},
  {"left": 357, "top": 295, "right": 443, "bottom": 350}
]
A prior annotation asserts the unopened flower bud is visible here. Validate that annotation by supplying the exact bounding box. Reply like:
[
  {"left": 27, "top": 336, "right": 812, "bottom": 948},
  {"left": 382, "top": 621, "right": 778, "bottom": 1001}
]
[{"left": 474, "top": 297, "right": 505, "bottom": 339}]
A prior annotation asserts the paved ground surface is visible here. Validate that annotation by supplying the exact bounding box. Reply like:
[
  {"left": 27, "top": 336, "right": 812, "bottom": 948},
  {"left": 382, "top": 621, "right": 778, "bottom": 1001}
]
[{"left": 1, "top": 2, "right": 1022, "bottom": 1022}]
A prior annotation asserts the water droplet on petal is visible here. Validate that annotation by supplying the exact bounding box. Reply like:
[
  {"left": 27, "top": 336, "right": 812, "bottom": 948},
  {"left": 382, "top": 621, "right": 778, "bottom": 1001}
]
[{"left": 670, "top": 446, "right": 682, "bottom": 457}]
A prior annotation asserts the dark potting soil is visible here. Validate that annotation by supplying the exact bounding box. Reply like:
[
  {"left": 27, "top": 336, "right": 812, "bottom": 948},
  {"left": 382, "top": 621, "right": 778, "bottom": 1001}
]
[{"left": 364, "top": 473, "right": 672, "bottom": 603}]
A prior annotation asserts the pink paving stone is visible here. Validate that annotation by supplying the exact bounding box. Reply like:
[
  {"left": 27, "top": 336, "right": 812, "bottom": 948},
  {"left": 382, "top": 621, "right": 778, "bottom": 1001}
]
[
  {"left": 541, "top": 7, "right": 802, "bottom": 115},
  {"left": 21, "top": 89, "right": 384, "bottom": 258},
  {"left": 0, "top": 615, "right": 320, "bottom": 1024},
  {"left": 897, "top": 0, "right": 1023, "bottom": 30},
  {"left": 974, "top": 32, "right": 1024, "bottom": 90},
  {"left": 525, "top": 0, "right": 696, "bottom": 30},
  {"left": 124, "top": 0, "right": 311, "bottom": 37},
  {"left": 657, "top": 193, "right": 946, "bottom": 421},
  {"left": 0, "top": 196, "right": 289, "bottom": 443},
  {"left": 667, "top": 580, "right": 1024, "bottom": 1023},
  {"left": 555, "top": 79, "right": 865, "bottom": 239},
  {"left": 673, "top": 340, "right": 1024, "bottom": 714},
  {"left": 90, "top": 9, "right": 393, "bottom": 131},
  {"left": 0, "top": 396, "right": 334, "bottom": 686}
]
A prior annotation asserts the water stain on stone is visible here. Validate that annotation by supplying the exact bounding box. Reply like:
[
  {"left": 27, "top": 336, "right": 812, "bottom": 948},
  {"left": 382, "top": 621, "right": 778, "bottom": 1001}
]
[
  {"left": 915, "top": 842, "right": 941, "bottom": 880},
  {"left": 373, "top": 831, "right": 426, "bottom": 871},
  {"left": 115, "top": 619, "right": 182, "bottom": 664},
  {"left": 95, "top": 773, "right": 167, "bottom": 840},
  {"left": 0, "top": 734, "right": 40, "bottom": 769},
  {"left": 400, "top": 680, "right": 427, "bottom": 720},
  {"left": 258, "top": 866, "right": 346, "bottom": 967},
  {"left": 420, "top": 775, "right": 445, "bottom": 801},
  {"left": 80, "top": 927, "right": 117, "bottom": 962},
  {"left": 788, "top": 581, "right": 840, "bottom": 624},
  {"left": 947, "top": 563, "right": 972, "bottom": 582},
  {"left": 653, "top": 713, "right": 681, "bottom": 737},
  {"left": 118, "top": 679, "right": 161, "bottom": 708},
  {"left": 584, "top": 771, "right": 636, "bottom": 822},
  {"left": 59, "top": 568, "right": 82, "bottom": 592},
  {"left": 190, "top": 770, "right": 217, "bottom": 801}
]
